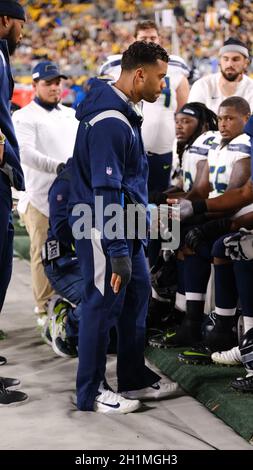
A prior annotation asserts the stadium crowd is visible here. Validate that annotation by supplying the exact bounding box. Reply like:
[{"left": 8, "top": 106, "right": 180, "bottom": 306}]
[{"left": 12, "top": 0, "right": 253, "bottom": 107}]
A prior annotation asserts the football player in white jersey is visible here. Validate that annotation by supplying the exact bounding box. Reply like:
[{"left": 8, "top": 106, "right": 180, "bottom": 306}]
[
  {"left": 170, "top": 103, "right": 218, "bottom": 195},
  {"left": 99, "top": 20, "right": 190, "bottom": 193},
  {"left": 187, "top": 97, "right": 251, "bottom": 204},
  {"left": 150, "top": 97, "right": 252, "bottom": 350},
  {"left": 188, "top": 37, "right": 253, "bottom": 114},
  {"left": 149, "top": 102, "right": 217, "bottom": 327}
]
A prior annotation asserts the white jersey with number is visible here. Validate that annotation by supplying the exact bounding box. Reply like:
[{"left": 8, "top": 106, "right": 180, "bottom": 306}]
[
  {"left": 99, "top": 54, "right": 190, "bottom": 154},
  {"left": 207, "top": 132, "right": 251, "bottom": 199},
  {"left": 208, "top": 132, "right": 253, "bottom": 217},
  {"left": 188, "top": 72, "right": 253, "bottom": 114},
  {"left": 182, "top": 131, "right": 217, "bottom": 192},
  {"left": 171, "top": 131, "right": 216, "bottom": 191}
]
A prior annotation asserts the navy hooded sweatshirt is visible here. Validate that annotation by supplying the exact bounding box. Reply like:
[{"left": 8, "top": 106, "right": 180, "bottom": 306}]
[
  {"left": 69, "top": 78, "right": 149, "bottom": 258},
  {"left": 0, "top": 39, "right": 24, "bottom": 190}
]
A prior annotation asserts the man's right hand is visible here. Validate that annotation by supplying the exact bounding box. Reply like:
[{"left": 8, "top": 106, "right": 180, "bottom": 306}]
[{"left": 166, "top": 198, "right": 193, "bottom": 221}]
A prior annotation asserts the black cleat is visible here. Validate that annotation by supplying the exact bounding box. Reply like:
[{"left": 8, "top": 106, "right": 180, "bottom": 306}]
[
  {"left": 0, "top": 355, "right": 7, "bottom": 366},
  {"left": 148, "top": 329, "right": 177, "bottom": 348},
  {"left": 0, "top": 381, "right": 28, "bottom": 406},
  {"left": 231, "top": 374, "right": 253, "bottom": 393},
  {"left": 178, "top": 344, "right": 212, "bottom": 365},
  {"left": 0, "top": 377, "right": 21, "bottom": 390}
]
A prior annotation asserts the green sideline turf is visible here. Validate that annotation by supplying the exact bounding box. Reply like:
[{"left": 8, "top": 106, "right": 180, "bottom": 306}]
[
  {"left": 13, "top": 213, "right": 30, "bottom": 260},
  {"left": 145, "top": 346, "right": 253, "bottom": 443},
  {"left": 14, "top": 236, "right": 30, "bottom": 260}
]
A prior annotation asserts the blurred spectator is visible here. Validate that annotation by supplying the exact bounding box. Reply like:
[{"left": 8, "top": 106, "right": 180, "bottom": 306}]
[
  {"left": 61, "top": 75, "right": 86, "bottom": 108},
  {"left": 188, "top": 37, "right": 253, "bottom": 113}
]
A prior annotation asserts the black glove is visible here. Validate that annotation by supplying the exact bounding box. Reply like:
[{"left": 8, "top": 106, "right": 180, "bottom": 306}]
[
  {"left": 110, "top": 256, "right": 132, "bottom": 290},
  {"left": 56, "top": 162, "right": 66, "bottom": 175},
  {"left": 185, "top": 218, "right": 232, "bottom": 251},
  {"left": 149, "top": 190, "right": 168, "bottom": 205},
  {"left": 185, "top": 227, "right": 204, "bottom": 251}
]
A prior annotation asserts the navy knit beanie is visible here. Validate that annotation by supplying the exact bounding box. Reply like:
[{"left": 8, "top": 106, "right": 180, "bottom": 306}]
[{"left": 0, "top": 1, "right": 26, "bottom": 21}]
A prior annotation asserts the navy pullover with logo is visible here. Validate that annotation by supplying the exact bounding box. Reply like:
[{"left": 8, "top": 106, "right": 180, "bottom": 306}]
[{"left": 69, "top": 79, "right": 149, "bottom": 258}]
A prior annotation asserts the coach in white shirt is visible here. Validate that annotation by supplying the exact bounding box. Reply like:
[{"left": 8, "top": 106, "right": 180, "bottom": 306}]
[
  {"left": 188, "top": 37, "right": 253, "bottom": 114},
  {"left": 13, "top": 61, "right": 78, "bottom": 319}
]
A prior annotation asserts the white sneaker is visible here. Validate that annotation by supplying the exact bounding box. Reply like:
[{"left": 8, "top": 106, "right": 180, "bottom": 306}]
[
  {"left": 211, "top": 346, "right": 241, "bottom": 366},
  {"left": 36, "top": 313, "right": 48, "bottom": 330},
  {"left": 121, "top": 379, "right": 180, "bottom": 401},
  {"left": 34, "top": 306, "right": 42, "bottom": 315},
  {"left": 94, "top": 386, "right": 141, "bottom": 414}
]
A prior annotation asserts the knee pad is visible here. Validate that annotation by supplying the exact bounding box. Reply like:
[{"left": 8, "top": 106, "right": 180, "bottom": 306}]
[
  {"left": 239, "top": 327, "right": 253, "bottom": 372},
  {"left": 151, "top": 252, "right": 177, "bottom": 302},
  {"left": 211, "top": 235, "right": 228, "bottom": 258}
]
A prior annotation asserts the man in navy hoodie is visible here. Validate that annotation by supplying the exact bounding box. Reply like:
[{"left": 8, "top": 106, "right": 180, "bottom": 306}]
[
  {"left": 69, "top": 41, "right": 180, "bottom": 413},
  {"left": 0, "top": 1, "right": 28, "bottom": 405}
]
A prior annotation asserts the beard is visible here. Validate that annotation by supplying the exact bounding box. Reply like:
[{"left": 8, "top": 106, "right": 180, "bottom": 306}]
[
  {"left": 7, "top": 38, "right": 18, "bottom": 56},
  {"left": 4, "top": 27, "right": 19, "bottom": 56},
  {"left": 220, "top": 136, "right": 233, "bottom": 147},
  {"left": 221, "top": 69, "right": 241, "bottom": 82}
]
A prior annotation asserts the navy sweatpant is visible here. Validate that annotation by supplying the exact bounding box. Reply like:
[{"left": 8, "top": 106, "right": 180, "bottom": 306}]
[
  {"left": 0, "top": 172, "right": 13, "bottom": 312},
  {"left": 75, "top": 236, "right": 160, "bottom": 411}
]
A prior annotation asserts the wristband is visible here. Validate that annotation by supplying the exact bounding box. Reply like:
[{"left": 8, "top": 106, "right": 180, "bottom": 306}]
[{"left": 192, "top": 200, "right": 207, "bottom": 215}]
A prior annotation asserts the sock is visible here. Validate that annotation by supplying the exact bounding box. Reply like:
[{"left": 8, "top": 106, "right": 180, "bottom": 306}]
[
  {"left": 184, "top": 254, "right": 211, "bottom": 295},
  {"left": 234, "top": 260, "right": 253, "bottom": 318},
  {"left": 214, "top": 263, "right": 237, "bottom": 316},
  {"left": 175, "top": 258, "right": 186, "bottom": 311},
  {"left": 184, "top": 254, "right": 211, "bottom": 308}
]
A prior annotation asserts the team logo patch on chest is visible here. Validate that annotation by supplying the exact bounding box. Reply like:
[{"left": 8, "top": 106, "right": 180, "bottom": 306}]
[
  {"left": 106, "top": 166, "right": 112, "bottom": 176},
  {"left": 56, "top": 194, "right": 63, "bottom": 201}
]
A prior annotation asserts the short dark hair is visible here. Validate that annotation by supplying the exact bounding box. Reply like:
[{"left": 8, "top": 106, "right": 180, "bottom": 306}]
[
  {"left": 219, "top": 96, "right": 251, "bottom": 115},
  {"left": 134, "top": 20, "right": 158, "bottom": 38},
  {"left": 121, "top": 41, "right": 168, "bottom": 71}
]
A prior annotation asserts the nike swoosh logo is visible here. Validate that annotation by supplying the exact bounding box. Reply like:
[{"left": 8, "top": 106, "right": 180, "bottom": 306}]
[
  {"left": 163, "top": 164, "right": 170, "bottom": 170},
  {"left": 165, "top": 332, "right": 176, "bottom": 338},
  {"left": 151, "top": 383, "right": 160, "bottom": 390},
  {"left": 183, "top": 351, "right": 209, "bottom": 357},
  {"left": 99, "top": 401, "right": 121, "bottom": 409}
]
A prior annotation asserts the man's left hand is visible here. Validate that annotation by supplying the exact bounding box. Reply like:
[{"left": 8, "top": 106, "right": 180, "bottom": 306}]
[
  {"left": 0, "top": 145, "right": 3, "bottom": 165},
  {"left": 110, "top": 273, "right": 122, "bottom": 294}
]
